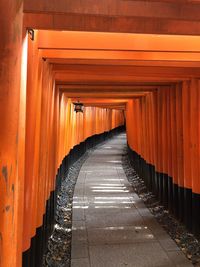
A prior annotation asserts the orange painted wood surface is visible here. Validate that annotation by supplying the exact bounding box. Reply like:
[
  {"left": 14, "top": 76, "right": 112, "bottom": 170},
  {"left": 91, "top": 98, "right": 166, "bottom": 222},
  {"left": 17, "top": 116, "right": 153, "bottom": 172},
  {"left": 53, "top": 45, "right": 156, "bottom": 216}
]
[
  {"left": 0, "top": 1, "right": 24, "bottom": 267},
  {"left": 126, "top": 83, "right": 200, "bottom": 193}
]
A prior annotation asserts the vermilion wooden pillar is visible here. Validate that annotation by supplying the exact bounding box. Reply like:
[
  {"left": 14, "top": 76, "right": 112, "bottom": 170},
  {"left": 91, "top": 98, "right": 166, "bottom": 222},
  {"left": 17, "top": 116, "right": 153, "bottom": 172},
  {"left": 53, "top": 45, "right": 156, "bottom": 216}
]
[
  {"left": 0, "top": 1, "right": 24, "bottom": 267},
  {"left": 153, "top": 91, "right": 159, "bottom": 197},
  {"left": 161, "top": 88, "right": 168, "bottom": 208},
  {"left": 182, "top": 80, "right": 192, "bottom": 230},
  {"left": 157, "top": 89, "right": 163, "bottom": 202},
  {"left": 175, "top": 83, "right": 184, "bottom": 221},
  {"left": 170, "top": 85, "right": 179, "bottom": 217},
  {"left": 190, "top": 79, "right": 200, "bottom": 237},
  {"left": 166, "top": 87, "right": 173, "bottom": 213}
]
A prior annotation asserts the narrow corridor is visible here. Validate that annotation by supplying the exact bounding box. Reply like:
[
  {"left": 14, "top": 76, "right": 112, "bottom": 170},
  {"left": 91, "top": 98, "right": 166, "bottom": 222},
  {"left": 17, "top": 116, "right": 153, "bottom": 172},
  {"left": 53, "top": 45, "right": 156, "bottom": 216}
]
[
  {"left": 71, "top": 134, "right": 192, "bottom": 267},
  {"left": 2, "top": 2, "right": 200, "bottom": 266}
]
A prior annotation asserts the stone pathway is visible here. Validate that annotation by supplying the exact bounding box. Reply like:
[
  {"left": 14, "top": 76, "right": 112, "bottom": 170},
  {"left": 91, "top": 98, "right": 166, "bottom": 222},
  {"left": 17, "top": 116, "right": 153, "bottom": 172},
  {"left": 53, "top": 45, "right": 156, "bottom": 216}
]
[{"left": 71, "top": 133, "right": 193, "bottom": 267}]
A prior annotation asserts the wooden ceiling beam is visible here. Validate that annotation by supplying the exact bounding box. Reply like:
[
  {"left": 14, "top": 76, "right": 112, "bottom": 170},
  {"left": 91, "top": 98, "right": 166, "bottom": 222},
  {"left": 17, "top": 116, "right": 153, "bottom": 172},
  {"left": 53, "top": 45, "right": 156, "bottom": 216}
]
[
  {"left": 24, "top": 13, "right": 200, "bottom": 35},
  {"left": 53, "top": 64, "right": 200, "bottom": 78},
  {"left": 38, "top": 31, "right": 200, "bottom": 52},
  {"left": 55, "top": 73, "right": 187, "bottom": 83},
  {"left": 24, "top": 0, "right": 200, "bottom": 22},
  {"left": 61, "top": 93, "right": 147, "bottom": 99},
  {"left": 59, "top": 85, "right": 158, "bottom": 91}
]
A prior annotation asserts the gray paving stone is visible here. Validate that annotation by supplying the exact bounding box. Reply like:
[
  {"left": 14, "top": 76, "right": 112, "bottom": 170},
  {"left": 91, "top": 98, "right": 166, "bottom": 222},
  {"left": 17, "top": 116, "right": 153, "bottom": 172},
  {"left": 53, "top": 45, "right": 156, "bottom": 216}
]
[
  {"left": 100, "top": 210, "right": 145, "bottom": 227},
  {"left": 87, "top": 225, "right": 155, "bottom": 245},
  {"left": 71, "top": 258, "right": 90, "bottom": 267},
  {"left": 157, "top": 233, "right": 181, "bottom": 251},
  {"left": 74, "top": 187, "right": 84, "bottom": 197},
  {"left": 71, "top": 244, "right": 89, "bottom": 259},
  {"left": 89, "top": 243, "right": 173, "bottom": 267},
  {"left": 72, "top": 228, "right": 87, "bottom": 244},
  {"left": 166, "top": 251, "right": 193, "bottom": 266},
  {"left": 72, "top": 208, "right": 85, "bottom": 221},
  {"left": 72, "top": 220, "right": 86, "bottom": 230}
]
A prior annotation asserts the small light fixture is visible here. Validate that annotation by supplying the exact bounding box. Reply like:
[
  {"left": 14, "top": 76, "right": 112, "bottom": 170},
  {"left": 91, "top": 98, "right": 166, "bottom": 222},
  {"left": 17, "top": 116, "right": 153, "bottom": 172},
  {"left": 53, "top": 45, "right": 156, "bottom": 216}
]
[
  {"left": 73, "top": 101, "right": 84, "bottom": 113},
  {"left": 27, "top": 28, "right": 34, "bottom": 41}
]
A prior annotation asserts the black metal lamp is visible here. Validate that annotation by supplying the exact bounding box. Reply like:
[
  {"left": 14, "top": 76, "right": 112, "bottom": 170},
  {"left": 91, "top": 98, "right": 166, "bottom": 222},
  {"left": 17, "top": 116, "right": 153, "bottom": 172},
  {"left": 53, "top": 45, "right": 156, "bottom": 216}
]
[
  {"left": 73, "top": 101, "right": 84, "bottom": 113},
  {"left": 27, "top": 28, "right": 34, "bottom": 41}
]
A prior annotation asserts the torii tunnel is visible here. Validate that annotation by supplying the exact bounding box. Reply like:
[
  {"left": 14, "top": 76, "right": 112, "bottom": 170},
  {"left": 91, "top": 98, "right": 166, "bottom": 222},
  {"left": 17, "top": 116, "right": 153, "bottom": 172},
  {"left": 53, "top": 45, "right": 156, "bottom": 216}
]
[{"left": 1, "top": 1, "right": 200, "bottom": 266}]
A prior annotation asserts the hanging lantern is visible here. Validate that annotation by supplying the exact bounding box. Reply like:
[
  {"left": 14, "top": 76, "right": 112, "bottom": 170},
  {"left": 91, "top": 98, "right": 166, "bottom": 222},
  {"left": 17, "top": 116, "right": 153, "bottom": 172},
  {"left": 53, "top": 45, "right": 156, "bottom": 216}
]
[{"left": 73, "top": 102, "right": 84, "bottom": 113}]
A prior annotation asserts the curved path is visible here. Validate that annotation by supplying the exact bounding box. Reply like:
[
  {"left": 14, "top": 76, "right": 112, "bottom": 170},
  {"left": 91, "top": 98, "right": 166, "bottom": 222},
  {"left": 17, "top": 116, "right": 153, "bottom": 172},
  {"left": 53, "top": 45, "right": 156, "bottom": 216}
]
[{"left": 71, "top": 133, "right": 192, "bottom": 267}]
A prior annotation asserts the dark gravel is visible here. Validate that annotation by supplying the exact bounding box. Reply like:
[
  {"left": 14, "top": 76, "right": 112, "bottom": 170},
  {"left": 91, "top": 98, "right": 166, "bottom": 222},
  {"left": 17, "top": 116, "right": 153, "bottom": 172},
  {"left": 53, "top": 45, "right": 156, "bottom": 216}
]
[
  {"left": 43, "top": 151, "right": 91, "bottom": 267},
  {"left": 122, "top": 149, "right": 200, "bottom": 266}
]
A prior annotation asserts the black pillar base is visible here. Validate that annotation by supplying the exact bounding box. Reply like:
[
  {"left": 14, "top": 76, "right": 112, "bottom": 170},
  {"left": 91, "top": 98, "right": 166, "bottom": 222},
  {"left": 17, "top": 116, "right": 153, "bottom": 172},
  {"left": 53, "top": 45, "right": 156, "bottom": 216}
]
[
  {"left": 192, "top": 193, "right": 200, "bottom": 239},
  {"left": 127, "top": 145, "right": 200, "bottom": 240},
  {"left": 184, "top": 188, "right": 192, "bottom": 231}
]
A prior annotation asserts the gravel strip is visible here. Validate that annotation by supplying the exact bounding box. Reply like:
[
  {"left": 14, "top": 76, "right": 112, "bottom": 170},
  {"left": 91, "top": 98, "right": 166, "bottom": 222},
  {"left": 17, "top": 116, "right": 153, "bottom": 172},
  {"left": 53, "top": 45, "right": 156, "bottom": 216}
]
[{"left": 122, "top": 149, "right": 200, "bottom": 266}]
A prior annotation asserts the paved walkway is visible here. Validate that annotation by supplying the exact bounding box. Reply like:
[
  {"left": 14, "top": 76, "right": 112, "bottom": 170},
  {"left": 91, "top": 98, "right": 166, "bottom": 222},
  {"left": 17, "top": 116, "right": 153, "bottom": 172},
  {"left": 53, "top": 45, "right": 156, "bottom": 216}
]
[{"left": 71, "top": 133, "right": 192, "bottom": 267}]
